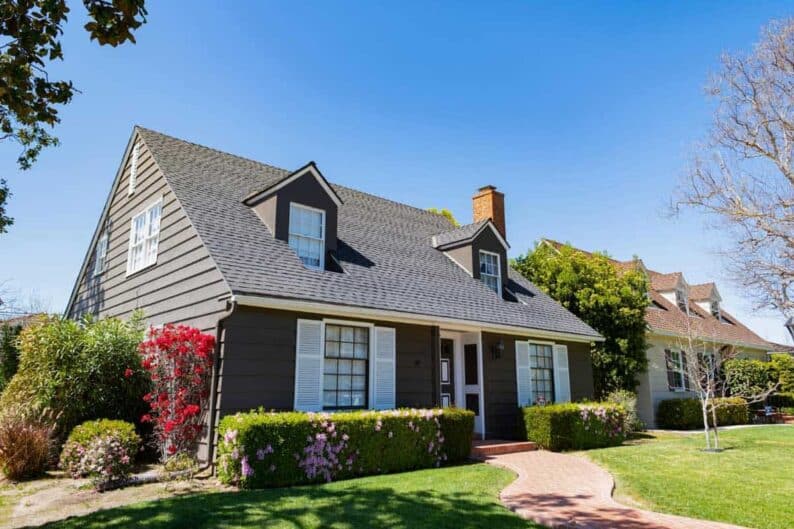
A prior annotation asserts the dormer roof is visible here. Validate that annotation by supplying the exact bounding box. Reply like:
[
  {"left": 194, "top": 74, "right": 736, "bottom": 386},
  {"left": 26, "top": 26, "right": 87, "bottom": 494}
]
[
  {"left": 690, "top": 282, "right": 721, "bottom": 302},
  {"left": 242, "top": 161, "right": 343, "bottom": 207},
  {"left": 432, "top": 219, "right": 510, "bottom": 251}
]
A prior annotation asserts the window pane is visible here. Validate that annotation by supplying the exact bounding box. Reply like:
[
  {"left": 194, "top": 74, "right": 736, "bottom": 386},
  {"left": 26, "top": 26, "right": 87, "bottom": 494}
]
[
  {"left": 355, "top": 328, "right": 368, "bottom": 343},
  {"left": 354, "top": 343, "right": 367, "bottom": 359},
  {"left": 323, "top": 391, "right": 336, "bottom": 407},
  {"left": 352, "top": 375, "right": 366, "bottom": 390},
  {"left": 326, "top": 325, "right": 340, "bottom": 341},
  {"left": 339, "top": 375, "right": 352, "bottom": 390},
  {"left": 338, "top": 359, "right": 352, "bottom": 374},
  {"left": 341, "top": 327, "right": 354, "bottom": 342},
  {"left": 352, "top": 360, "right": 366, "bottom": 375},
  {"left": 351, "top": 391, "right": 366, "bottom": 407},
  {"left": 324, "top": 374, "right": 337, "bottom": 390},
  {"left": 324, "top": 359, "right": 338, "bottom": 374},
  {"left": 340, "top": 342, "right": 354, "bottom": 358},
  {"left": 325, "top": 341, "right": 339, "bottom": 357},
  {"left": 338, "top": 392, "right": 352, "bottom": 407}
]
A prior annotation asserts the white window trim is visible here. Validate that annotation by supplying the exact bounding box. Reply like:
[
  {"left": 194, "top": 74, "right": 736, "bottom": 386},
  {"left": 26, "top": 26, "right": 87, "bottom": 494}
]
[
  {"left": 289, "top": 202, "right": 326, "bottom": 271},
  {"left": 127, "top": 143, "right": 140, "bottom": 196},
  {"left": 667, "top": 349, "right": 688, "bottom": 392},
  {"left": 478, "top": 249, "right": 502, "bottom": 294},
  {"left": 528, "top": 340, "right": 556, "bottom": 404},
  {"left": 93, "top": 231, "right": 109, "bottom": 277},
  {"left": 126, "top": 197, "right": 163, "bottom": 276},
  {"left": 322, "top": 318, "right": 375, "bottom": 410}
]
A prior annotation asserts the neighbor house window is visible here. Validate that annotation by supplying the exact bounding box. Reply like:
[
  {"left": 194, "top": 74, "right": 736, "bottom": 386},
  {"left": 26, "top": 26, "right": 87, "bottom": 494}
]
[
  {"left": 289, "top": 203, "right": 325, "bottom": 270},
  {"left": 530, "top": 343, "right": 554, "bottom": 404},
  {"left": 126, "top": 198, "right": 162, "bottom": 275},
  {"left": 323, "top": 324, "right": 368, "bottom": 409},
  {"left": 479, "top": 250, "right": 501, "bottom": 294},
  {"left": 93, "top": 231, "right": 109, "bottom": 276},
  {"left": 665, "top": 349, "right": 688, "bottom": 391},
  {"left": 128, "top": 143, "right": 140, "bottom": 196}
]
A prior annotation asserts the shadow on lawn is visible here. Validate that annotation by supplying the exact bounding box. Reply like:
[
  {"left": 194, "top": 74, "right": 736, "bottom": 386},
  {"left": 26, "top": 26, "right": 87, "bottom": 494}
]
[{"left": 35, "top": 482, "right": 535, "bottom": 529}]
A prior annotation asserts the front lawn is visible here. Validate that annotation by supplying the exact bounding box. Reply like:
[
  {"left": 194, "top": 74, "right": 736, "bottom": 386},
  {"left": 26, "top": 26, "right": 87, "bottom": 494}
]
[
  {"left": 587, "top": 426, "right": 794, "bottom": 529},
  {"left": 38, "top": 463, "right": 540, "bottom": 529}
]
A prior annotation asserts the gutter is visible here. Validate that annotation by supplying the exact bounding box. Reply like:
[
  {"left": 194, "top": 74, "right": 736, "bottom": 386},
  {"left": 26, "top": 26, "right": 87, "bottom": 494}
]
[{"left": 200, "top": 295, "right": 238, "bottom": 473}]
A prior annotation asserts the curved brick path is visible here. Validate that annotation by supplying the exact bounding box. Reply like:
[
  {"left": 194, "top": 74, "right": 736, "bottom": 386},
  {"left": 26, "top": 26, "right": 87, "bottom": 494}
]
[{"left": 486, "top": 451, "right": 747, "bottom": 529}]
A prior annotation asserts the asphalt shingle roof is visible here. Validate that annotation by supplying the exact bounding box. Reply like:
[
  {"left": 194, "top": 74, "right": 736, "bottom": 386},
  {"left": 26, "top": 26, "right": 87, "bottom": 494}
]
[
  {"left": 432, "top": 220, "right": 491, "bottom": 249},
  {"left": 138, "top": 127, "right": 601, "bottom": 339}
]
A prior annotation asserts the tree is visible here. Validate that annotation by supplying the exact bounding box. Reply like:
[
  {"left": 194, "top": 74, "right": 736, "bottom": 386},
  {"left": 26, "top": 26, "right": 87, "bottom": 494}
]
[
  {"left": 0, "top": 0, "right": 148, "bottom": 231},
  {"left": 513, "top": 242, "right": 649, "bottom": 396},
  {"left": 427, "top": 208, "right": 460, "bottom": 227},
  {"left": 674, "top": 18, "right": 794, "bottom": 318},
  {"left": 678, "top": 319, "right": 778, "bottom": 450},
  {"left": 0, "top": 180, "right": 11, "bottom": 234},
  {"left": 0, "top": 323, "right": 22, "bottom": 393}
]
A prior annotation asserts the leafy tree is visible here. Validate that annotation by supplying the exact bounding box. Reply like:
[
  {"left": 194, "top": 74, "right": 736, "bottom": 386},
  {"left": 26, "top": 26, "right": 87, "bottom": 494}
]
[
  {"left": 0, "top": 0, "right": 147, "bottom": 232},
  {"left": 0, "top": 180, "right": 11, "bottom": 234},
  {"left": 0, "top": 323, "right": 22, "bottom": 392},
  {"left": 427, "top": 208, "right": 459, "bottom": 227},
  {"left": 513, "top": 242, "right": 649, "bottom": 396}
]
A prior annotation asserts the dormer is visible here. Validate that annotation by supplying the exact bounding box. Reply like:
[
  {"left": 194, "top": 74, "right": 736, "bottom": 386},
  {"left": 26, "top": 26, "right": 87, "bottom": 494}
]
[
  {"left": 691, "top": 283, "right": 723, "bottom": 320},
  {"left": 432, "top": 185, "right": 510, "bottom": 299},
  {"left": 243, "top": 162, "right": 343, "bottom": 271},
  {"left": 657, "top": 273, "right": 689, "bottom": 314}
]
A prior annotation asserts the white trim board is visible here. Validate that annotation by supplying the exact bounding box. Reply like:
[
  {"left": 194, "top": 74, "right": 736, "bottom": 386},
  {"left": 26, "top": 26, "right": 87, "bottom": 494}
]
[
  {"left": 234, "top": 293, "right": 602, "bottom": 343},
  {"left": 243, "top": 162, "right": 343, "bottom": 207}
]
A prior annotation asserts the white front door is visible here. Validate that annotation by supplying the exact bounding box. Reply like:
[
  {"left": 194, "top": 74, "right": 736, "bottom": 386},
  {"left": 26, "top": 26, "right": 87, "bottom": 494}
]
[{"left": 441, "top": 331, "right": 484, "bottom": 436}]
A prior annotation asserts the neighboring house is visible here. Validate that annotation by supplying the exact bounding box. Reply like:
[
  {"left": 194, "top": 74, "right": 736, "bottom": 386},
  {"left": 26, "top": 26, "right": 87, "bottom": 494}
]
[
  {"left": 542, "top": 240, "right": 773, "bottom": 427},
  {"left": 66, "top": 127, "right": 602, "bottom": 461}
]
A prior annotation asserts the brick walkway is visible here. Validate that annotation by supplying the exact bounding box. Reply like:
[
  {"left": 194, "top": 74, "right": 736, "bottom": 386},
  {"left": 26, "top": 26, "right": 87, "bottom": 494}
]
[{"left": 486, "top": 451, "right": 747, "bottom": 529}]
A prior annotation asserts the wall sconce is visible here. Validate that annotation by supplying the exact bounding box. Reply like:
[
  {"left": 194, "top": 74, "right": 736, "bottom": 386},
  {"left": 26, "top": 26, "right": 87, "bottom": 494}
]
[{"left": 491, "top": 339, "right": 504, "bottom": 360}]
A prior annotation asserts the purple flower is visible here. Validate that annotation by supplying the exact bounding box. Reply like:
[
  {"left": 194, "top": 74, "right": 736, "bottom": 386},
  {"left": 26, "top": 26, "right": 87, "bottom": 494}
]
[
  {"left": 256, "top": 448, "right": 267, "bottom": 460},
  {"left": 241, "top": 456, "right": 254, "bottom": 478},
  {"left": 224, "top": 430, "right": 238, "bottom": 444}
]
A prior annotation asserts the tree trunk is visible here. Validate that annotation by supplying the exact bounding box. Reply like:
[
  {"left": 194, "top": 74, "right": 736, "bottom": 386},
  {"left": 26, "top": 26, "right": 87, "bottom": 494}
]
[
  {"left": 710, "top": 404, "right": 720, "bottom": 450},
  {"left": 701, "top": 400, "right": 712, "bottom": 450}
]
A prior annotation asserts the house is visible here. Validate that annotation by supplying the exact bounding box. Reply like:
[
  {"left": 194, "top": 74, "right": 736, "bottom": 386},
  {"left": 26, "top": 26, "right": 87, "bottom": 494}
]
[
  {"left": 542, "top": 240, "right": 773, "bottom": 427},
  {"left": 65, "top": 127, "right": 602, "bottom": 461}
]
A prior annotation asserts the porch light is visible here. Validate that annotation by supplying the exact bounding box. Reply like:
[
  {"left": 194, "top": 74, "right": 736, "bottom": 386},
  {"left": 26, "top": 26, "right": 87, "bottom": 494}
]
[
  {"left": 786, "top": 317, "right": 794, "bottom": 342},
  {"left": 491, "top": 339, "right": 504, "bottom": 360}
]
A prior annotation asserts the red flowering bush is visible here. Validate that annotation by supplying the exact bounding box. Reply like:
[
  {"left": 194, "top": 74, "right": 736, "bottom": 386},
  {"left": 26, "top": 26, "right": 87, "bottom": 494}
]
[{"left": 139, "top": 325, "right": 215, "bottom": 459}]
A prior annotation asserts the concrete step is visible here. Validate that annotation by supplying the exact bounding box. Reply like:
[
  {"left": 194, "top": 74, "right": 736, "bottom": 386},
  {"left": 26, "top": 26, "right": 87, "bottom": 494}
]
[{"left": 470, "top": 440, "right": 538, "bottom": 459}]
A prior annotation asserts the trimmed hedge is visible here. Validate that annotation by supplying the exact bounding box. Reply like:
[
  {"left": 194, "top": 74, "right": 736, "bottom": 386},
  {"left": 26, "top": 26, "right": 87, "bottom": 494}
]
[
  {"left": 771, "top": 354, "right": 794, "bottom": 393},
  {"left": 217, "top": 408, "right": 474, "bottom": 488},
  {"left": 768, "top": 392, "right": 794, "bottom": 409},
  {"left": 60, "top": 419, "right": 140, "bottom": 477},
  {"left": 521, "top": 402, "right": 627, "bottom": 451},
  {"left": 656, "top": 397, "right": 749, "bottom": 430}
]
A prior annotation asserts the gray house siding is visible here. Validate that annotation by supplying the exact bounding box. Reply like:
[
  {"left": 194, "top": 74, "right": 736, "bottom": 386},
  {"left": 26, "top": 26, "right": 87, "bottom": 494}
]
[{"left": 67, "top": 134, "right": 230, "bottom": 335}]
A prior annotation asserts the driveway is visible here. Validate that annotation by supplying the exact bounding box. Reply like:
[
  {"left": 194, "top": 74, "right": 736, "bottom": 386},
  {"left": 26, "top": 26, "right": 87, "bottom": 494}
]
[{"left": 486, "top": 451, "right": 747, "bottom": 529}]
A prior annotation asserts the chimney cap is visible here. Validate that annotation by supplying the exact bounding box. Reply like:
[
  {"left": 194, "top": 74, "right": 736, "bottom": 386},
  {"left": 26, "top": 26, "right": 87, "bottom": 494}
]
[{"left": 477, "top": 185, "right": 498, "bottom": 192}]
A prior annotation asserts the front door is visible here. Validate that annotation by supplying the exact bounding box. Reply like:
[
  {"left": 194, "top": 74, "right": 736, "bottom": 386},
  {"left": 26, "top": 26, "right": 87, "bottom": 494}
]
[{"left": 440, "top": 338, "right": 455, "bottom": 407}]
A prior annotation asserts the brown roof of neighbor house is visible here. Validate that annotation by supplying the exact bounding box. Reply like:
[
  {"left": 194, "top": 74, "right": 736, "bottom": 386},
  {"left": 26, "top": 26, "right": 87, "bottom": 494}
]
[
  {"left": 541, "top": 239, "right": 772, "bottom": 350},
  {"left": 0, "top": 313, "right": 46, "bottom": 328}
]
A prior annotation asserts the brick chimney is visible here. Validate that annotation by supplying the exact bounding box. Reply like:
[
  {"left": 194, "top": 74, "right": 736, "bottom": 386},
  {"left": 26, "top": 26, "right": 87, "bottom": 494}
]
[{"left": 472, "top": 185, "right": 506, "bottom": 239}]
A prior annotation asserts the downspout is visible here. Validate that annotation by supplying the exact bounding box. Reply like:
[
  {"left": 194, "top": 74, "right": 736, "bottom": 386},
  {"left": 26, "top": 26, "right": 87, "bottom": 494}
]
[{"left": 199, "top": 295, "right": 237, "bottom": 473}]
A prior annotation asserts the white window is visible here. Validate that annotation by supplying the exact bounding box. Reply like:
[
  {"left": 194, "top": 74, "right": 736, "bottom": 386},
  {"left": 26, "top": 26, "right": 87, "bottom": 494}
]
[
  {"left": 128, "top": 143, "right": 140, "bottom": 196},
  {"left": 126, "top": 198, "right": 162, "bottom": 275},
  {"left": 289, "top": 203, "right": 325, "bottom": 270},
  {"left": 530, "top": 343, "right": 554, "bottom": 404},
  {"left": 665, "top": 349, "right": 688, "bottom": 391},
  {"left": 93, "top": 231, "right": 109, "bottom": 276},
  {"left": 479, "top": 250, "right": 501, "bottom": 294}
]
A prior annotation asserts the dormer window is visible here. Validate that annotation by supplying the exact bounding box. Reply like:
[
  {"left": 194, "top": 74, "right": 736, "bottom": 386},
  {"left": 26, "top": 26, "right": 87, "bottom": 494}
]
[
  {"left": 479, "top": 250, "right": 501, "bottom": 294},
  {"left": 711, "top": 301, "right": 721, "bottom": 320},
  {"left": 289, "top": 203, "right": 325, "bottom": 270},
  {"left": 676, "top": 288, "right": 688, "bottom": 313}
]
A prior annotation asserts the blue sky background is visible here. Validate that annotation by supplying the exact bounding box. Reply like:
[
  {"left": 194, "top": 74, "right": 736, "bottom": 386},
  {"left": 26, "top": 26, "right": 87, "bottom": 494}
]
[{"left": 1, "top": 1, "right": 792, "bottom": 344}]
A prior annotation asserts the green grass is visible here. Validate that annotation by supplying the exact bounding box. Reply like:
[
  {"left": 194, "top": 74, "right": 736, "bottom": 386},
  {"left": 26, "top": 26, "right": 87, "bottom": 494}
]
[
  {"left": 587, "top": 426, "right": 794, "bottom": 529},
  {"left": 41, "top": 463, "right": 541, "bottom": 529}
]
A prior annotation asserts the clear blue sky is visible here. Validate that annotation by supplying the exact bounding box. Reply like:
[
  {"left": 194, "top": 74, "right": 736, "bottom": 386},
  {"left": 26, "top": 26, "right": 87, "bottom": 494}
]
[{"left": 1, "top": 1, "right": 792, "bottom": 344}]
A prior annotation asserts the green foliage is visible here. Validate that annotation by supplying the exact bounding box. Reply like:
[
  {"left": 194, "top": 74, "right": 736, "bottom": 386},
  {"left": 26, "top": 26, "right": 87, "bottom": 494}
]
[
  {"left": 0, "top": 314, "right": 150, "bottom": 438},
  {"left": 512, "top": 242, "right": 649, "bottom": 395},
  {"left": 216, "top": 408, "right": 474, "bottom": 489},
  {"left": 60, "top": 419, "right": 140, "bottom": 477},
  {"left": 520, "top": 402, "right": 627, "bottom": 451},
  {"left": 0, "top": 179, "right": 11, "bottom": 233},
  {"left": 0, "top": 323, "right": 22, "bottom": 392},
  {"left": 605, "top": 389, "right": 643, "bottom": 432},
  {"left": 656, "top": 397, "right": 749, "bottom": 430},
  {"left": 427, "top": 207, "right": 459, "bottom": 227},
  {"left": 770, "top": 354, "right": 794, "bottom": 393},
  {"left": 724, "top": 359, "right": 779, "bottom": 398},
  {"left": 0, "top": 407, "right": 57, "bottom": 480},
  {"left": 767, "top": 392, "right": 794, "bottom": 409}
]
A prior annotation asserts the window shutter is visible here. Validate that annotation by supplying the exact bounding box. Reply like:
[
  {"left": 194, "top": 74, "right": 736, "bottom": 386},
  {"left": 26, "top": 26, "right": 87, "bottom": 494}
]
[
  {"left": 372, "top": 327, "right": 396, "bottom": 410},
  {"left": 552, "top": 344, "right": 571, "bottom": 403},
  {"left": 664, "top": 349, "right": 676, "bottom": 390},
  {"left": 294, "top": 319, "right": 323, "bottom": 411},
  {"left": 515, "top": 341, "right": 533, "bottom": 407}
]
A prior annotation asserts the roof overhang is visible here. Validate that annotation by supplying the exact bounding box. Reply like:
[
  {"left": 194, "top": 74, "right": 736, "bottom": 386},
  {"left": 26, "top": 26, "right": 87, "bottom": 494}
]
[
  {"left": 232, "top": 293, "right": 603, "bottom": 343},
  {"left": 647, "top": 328, "right": 771, "bottom": 352},
  {"left": 242, "top": 161, "right": 343, "bottom": 207},
  {"left": 433, "top": 220, "right": 510, "bottom": 251}
]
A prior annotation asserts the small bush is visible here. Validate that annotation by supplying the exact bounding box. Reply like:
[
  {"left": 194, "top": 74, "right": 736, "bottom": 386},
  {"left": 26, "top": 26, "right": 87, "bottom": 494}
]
[
  {"left": 768, "top": 392, "right": 794, "bottom": 409},
  {"left": 521, "top": 402, "right": 627, "bottom": 451},
  {"left": 0, "top": 315, "right": 149, "bottom": 439},
  {"left": 217, "top": 408, "right": 474, "bottom": 489},
  {"left": 0, "top": 408, "right": 57, "bottom": 480},
  {"left": 656, "top": 397, "right": 749, "bottom": 430},
  {"left": 605, "top": 389, "right": 643, "bottom": 432},
  {"left": 60, "top": 419, "right": 140, "bottom": 478},
  {"left": 770, "top": 354, "right": 794, "bottom": 393},
  {"left": 75, "top": 435, "right": 136, "bottom": 489}
]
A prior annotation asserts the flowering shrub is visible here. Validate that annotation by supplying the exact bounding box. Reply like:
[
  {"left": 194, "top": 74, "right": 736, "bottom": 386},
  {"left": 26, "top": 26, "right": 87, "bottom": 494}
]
[
  {"left": 216, "top": 408, "right": 474, "bottom": 488},
  {"left": 60, "top": 419, "right": 140, "bottom": 478},
  {"left": 139, "top": 325, "right": 215, "bottom": 459},
  {"left": 521, "top": 402, "right": 627, "bottom": 451},
  {"left": 71, "top": 435, "right": 135, "bottom": 489}
]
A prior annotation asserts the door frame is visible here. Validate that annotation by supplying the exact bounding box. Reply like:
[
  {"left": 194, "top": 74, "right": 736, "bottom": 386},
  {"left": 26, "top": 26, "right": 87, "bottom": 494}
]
[{"left": 440, "top": 329, "right": 485, "bottom": 439}]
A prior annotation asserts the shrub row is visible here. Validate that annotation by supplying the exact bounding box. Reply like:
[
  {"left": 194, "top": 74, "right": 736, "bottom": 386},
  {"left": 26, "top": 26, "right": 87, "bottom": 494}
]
[
  {"left": 216, "top": 408, "right": 474, "bottom": 488},
  {"left": 656, "top": 397, "right": 748, "bottom": 430},
  {"left": 521, "top": 402, "right": 627, "bottom": 451}
]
